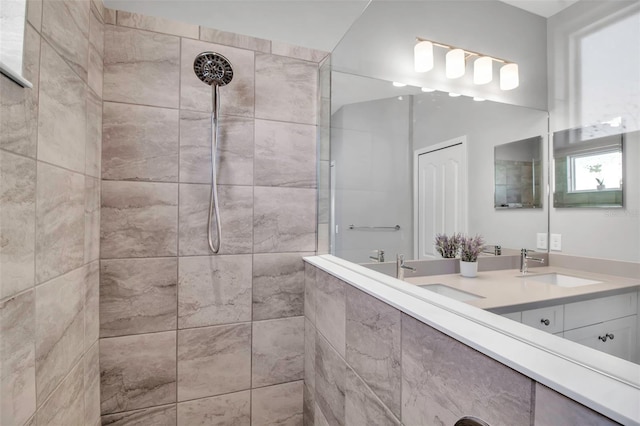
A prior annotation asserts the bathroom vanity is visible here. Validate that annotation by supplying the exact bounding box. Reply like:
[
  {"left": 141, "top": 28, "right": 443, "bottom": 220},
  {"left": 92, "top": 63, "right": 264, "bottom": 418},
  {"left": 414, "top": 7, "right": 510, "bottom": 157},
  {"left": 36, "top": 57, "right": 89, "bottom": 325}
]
[{"left": 405, "top": 267, "right": 640, "bottom": 363}]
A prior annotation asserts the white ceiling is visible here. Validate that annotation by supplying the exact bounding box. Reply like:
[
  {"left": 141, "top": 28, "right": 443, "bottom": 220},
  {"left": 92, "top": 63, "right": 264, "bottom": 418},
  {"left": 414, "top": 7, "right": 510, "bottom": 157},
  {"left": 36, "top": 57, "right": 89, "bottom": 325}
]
[
  {"left": 104, "top": 0, "right": 579, "bottom": 52},
  {"left": 500, "top": 0, "right": 579, "bottom": 18}
]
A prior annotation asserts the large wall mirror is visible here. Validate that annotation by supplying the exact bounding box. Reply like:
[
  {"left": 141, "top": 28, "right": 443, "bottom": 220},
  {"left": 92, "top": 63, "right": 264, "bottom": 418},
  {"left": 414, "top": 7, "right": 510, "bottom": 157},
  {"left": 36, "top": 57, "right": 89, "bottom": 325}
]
[
  {"left": 0, "top": 0, "right": 32, "bottom": 87},
  {"left": 326, "top": 0, "right": 640, "bottom": 391}
]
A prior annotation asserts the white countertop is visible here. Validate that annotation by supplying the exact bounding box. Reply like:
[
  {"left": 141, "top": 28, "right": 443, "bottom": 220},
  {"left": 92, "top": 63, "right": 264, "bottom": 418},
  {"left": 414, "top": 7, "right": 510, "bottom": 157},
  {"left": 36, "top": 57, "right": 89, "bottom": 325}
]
[
  {"left": 305, "top": 254, "right": 640, "bottom": 425},
  {"left": 405, "top": 266, "right": 640, "bottom": 311}
]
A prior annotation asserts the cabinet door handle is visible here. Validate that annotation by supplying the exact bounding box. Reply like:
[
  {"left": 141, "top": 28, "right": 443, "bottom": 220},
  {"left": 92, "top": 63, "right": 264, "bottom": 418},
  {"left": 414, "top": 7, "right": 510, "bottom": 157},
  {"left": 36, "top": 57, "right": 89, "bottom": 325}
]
[
  {"left": 540, "top": 318, "right": 550, "bottom": 326},
  {"left": 598, "top": 333, "right": 615, "bottom": 342}
]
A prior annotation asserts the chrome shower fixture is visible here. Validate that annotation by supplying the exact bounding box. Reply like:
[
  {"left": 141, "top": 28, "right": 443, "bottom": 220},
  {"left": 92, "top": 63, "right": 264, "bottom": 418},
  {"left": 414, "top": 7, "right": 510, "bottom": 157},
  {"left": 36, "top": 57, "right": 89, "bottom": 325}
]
[
  {"left": 193, "top": 52, "right": 234, "bottom": 87},
  {"left": 193, "top": 51, "right": 234, "bottom": 254}
]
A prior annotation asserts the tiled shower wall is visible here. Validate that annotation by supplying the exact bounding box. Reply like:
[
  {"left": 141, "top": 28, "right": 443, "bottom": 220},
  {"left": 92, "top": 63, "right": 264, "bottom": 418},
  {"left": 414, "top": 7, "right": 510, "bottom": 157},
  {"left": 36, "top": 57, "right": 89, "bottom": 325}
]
[
  {"left": 98, "top": 10, "right": 325, "bottom": 425},
  {"left": 494, "top": 159, "right": 542, "bottom": 207},
  {"left": 303, "top": 263, "right": 620, "bottom": 425},
  {"left": 0, "top": 0, "right": 104, "bottom": 425}
]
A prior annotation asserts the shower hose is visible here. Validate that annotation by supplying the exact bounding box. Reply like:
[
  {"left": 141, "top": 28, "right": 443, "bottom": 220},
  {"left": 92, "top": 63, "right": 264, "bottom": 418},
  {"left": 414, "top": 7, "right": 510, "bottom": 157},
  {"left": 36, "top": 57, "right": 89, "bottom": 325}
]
[{"left": 207, "top": 84, "right": 222, "bottom": 253}]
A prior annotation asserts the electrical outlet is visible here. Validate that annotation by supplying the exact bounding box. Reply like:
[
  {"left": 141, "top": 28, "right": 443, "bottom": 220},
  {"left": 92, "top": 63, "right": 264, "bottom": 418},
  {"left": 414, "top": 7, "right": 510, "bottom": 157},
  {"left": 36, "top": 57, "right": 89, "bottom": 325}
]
[
  {"left": 536, "top": 233, "right": 548, "bottom": 250},
  {"left": 550, "top": 233, "right": 562, "bottom": 251}
]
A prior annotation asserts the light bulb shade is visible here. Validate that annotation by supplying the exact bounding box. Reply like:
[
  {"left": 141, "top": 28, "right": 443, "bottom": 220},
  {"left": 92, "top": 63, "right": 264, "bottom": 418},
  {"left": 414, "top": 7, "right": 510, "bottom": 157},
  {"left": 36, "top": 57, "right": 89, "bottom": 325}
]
[
  {"left": 474, "top": 56, "right": 493, "bottom": 85},
  {"left": 414, "top": 41, "right": 434, "bottom": 72},
  {"left": 446, "top": 48, "right": 465, "bottom": 79},
  {"left": 500, "top": 63, "right": 519, "bottom": 90}
]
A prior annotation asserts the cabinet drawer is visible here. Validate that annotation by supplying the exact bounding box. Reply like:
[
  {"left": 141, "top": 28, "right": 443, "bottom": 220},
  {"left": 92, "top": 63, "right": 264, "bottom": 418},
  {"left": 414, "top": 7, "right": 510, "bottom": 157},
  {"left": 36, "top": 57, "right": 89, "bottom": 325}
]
[
  {"left": 563, "top": 315, "right": 638, "bottom": 363},
  {"left": 564, "top": 292, "right": 638, "bottom": 331},
  {"left": 502, "top": 311, "right": 522, "bottom": 322},
  {"left": 522, "top": 305, "right": 564, "bottom": 334}
]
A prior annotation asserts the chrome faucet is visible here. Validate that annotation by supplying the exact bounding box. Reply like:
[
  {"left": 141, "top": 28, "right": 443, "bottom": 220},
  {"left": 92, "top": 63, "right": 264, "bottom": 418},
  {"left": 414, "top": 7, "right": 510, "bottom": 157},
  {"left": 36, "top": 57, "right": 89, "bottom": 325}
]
[
  {"left": 482, "top": 245, "right": 502, "bottom": 256},
  {"left": 369, "top": 249, "right": 385, "bottom": 263},
  {"left": 396, "top": 254, "right": 416, "bottom": 280},
  {"left": 520, "top": 248, "right": 544, "bottom": 274}
]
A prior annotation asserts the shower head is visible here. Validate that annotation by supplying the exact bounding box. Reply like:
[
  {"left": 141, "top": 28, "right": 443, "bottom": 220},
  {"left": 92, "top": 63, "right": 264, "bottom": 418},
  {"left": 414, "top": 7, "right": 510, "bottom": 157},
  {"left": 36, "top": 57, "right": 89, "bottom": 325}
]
[{"left": 193, "top": 52, "right": 234, "bottom": 86}]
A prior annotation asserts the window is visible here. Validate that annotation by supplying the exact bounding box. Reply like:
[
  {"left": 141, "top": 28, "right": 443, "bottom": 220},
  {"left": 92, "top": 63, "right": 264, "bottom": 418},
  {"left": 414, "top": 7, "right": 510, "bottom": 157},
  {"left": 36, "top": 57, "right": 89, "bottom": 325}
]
[{"left": 568, "top": 149, "right": 622, "bottom": 192}]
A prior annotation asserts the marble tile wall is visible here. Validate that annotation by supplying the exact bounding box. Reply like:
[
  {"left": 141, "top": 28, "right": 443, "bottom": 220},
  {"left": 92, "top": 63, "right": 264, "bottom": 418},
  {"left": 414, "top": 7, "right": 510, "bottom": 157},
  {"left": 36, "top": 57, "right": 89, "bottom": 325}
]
[
  {"left": 304, "top": 263, "right": 622, "bottom": 426},
  {"left": 0, "top": 1, "right": 104, "bottom": 425},
  {"left": 99, "top": 9, "right": 326, "bottom": 425}
]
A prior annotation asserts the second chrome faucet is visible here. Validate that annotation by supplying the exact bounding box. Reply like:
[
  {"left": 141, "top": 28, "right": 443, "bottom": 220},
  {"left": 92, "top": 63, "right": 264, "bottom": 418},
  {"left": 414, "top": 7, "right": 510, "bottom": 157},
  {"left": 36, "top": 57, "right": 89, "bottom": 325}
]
[
  {"left": 520, "top": 248, "right": 544, "bottom": 274},
  {"left": 397, "top": 254, "right": 416, "bottom": 280}
]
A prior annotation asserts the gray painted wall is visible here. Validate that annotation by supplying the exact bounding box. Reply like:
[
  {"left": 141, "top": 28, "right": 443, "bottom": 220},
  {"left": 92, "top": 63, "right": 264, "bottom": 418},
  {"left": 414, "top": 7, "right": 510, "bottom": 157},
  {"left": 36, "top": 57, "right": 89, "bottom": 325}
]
[{"left": 412, "top": 92, "right": 549, "bottom": 251}]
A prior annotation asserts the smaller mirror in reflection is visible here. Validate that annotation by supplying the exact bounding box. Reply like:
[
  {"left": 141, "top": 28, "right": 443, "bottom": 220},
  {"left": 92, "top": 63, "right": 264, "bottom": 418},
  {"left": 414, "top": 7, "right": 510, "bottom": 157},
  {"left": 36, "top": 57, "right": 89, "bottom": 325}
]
[
  {"left": 494, "top": 136, "right": 543, "bottom": 209},
  {"left": 553, "top": 125, "right": 624, "bottom": 208}
]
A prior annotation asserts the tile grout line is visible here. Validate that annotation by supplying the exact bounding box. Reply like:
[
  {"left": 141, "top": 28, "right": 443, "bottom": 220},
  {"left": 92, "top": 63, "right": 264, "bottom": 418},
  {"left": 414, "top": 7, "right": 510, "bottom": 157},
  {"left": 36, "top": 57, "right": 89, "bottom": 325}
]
[
  {"left": 31, "top": 18, "right": 43, "bottom": 418},
  {"left": 175, "top": 32, "right": 183, "bottom": 426},
  {"left": 249, "top": 46, "right": 257, "bottom": 422}
]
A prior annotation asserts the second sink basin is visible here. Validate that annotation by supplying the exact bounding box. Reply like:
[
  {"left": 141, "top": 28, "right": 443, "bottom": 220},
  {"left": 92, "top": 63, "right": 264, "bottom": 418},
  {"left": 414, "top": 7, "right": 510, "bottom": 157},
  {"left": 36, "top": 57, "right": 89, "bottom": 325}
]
[
  {"left": 418, "top": 284, "right": 483, "bottom": 302},
  {"left": 524, "top": 273, "right": 602, "bottom": 287}
]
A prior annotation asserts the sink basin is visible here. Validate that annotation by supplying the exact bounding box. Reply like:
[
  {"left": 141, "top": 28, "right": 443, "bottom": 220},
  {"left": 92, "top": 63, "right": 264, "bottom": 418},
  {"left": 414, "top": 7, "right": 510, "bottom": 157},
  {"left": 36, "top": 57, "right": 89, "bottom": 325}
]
[
  {"left": 417, "top": 284, "right": 483, "bottom": 302},
  {"left": 524, "top": 273, "right": 602, "bottom": 288}
]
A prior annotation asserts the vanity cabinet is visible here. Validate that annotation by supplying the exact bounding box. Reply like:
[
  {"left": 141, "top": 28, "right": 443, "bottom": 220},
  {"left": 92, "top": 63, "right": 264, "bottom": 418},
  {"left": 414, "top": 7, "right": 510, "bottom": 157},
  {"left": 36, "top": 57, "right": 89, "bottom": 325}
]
[
  {"left": 500, "top": 291, "right": 639, "bottom": 363},
  {"left": 502, "top": 311, "right": 522, "bottom": 322},
  {"left": 562, "top": 292, "right": 638, "bottom": 363},
  {"left": 522, "top": 305, "right": 564, "bottom": 334},
  {"left": 563, "top": 316, "right": 637, "bottom": 362},
  {"left": 563, "top": 292, "right": 637, "bottom": 330}
]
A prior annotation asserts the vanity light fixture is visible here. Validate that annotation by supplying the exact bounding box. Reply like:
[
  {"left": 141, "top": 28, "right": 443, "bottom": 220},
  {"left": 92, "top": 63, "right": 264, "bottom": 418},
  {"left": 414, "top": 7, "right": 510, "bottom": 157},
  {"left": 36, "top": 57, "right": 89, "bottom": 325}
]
[
  {"left": 414, "top": 40, "right": 434, "bottom": 72},
  {"left": 414, "top": 37, "right": 519, "bottom": 90},
  {"left": 421, "top": 87, "right": 435, "bottom": 92},
  {"left": 446, "top": 48, "right": 466, "bottom": 79},
  {"left": 474, "top": 56, "right": 493, "bottom": 85},
  {"left": 500, "top": 63, "right": 519, "bottom": 90},
  {"left": 392, "top": 81, "right": 407, "bottom": 87}
]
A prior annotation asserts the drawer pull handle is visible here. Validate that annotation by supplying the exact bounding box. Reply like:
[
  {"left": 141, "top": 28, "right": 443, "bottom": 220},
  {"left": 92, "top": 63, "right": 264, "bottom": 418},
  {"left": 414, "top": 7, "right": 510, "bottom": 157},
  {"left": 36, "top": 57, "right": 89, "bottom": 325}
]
[
  {"left": 598, "top": 333, "right": 615, "bottom": 342},
  {"left": 540, "top": 318, "right": 550, "bottom": 326}
]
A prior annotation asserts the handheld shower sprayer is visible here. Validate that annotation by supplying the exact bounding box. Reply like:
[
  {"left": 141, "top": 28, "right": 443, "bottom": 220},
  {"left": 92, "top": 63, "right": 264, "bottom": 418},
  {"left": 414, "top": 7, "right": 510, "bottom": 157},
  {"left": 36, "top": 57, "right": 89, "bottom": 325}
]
[{"left": 193, "top": 52, "right": 234, "bottom": 254}]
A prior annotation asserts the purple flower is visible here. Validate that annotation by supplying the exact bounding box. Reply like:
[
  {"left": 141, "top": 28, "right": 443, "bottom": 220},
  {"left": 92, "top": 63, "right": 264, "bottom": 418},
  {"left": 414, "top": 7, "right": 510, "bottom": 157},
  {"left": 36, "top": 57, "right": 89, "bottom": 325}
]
[
  {"left": 459, "top": 234, "right": 485, "bottom": 262},
  {"left": 434, "top": 233, "right": 462, "bottom": 258}
]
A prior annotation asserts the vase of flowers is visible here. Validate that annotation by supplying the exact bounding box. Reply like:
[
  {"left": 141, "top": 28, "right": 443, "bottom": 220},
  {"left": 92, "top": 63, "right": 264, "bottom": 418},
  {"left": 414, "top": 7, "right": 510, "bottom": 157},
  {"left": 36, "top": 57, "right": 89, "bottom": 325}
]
[
  {"left": 434, "top": 233, "right": 462, "bottom": 258},
  {"left": 459, "top": 234, "right": 485, "bottom": 278}
]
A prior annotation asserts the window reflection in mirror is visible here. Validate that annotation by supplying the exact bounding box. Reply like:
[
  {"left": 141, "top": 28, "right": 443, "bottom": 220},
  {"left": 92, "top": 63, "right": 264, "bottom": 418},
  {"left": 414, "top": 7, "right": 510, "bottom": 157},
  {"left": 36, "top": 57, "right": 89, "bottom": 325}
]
[
  {"left": 553, "top": 125, "right": 624, "bottom": 208},
  {"left": 494, "top": 136, "right": 543, "bottom": 209}
]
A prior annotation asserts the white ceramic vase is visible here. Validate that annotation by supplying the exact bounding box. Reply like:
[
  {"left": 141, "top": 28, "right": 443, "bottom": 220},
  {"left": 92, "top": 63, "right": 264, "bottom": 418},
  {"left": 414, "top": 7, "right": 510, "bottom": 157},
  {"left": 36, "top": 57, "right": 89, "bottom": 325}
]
[{"left": 460, "top": 260, "right": 478, "bottom": 278}]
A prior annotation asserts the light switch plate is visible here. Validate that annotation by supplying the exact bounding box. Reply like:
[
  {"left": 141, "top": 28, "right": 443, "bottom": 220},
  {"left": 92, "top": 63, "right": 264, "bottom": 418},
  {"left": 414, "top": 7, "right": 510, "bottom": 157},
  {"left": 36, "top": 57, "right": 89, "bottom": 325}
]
[
  {"left": 536, "top": 233, "right": 548, "bottom": 250},
  {"left": 550, "top": 233, "right": 562, "bottom": 251}
]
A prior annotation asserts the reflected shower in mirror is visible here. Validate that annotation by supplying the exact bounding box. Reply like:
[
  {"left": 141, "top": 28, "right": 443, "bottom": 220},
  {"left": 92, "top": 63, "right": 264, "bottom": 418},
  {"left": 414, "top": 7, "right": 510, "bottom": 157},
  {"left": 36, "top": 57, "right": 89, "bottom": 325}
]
[
  {"left": 553, "top": 124, "right": 624, "bottom": 208},
  {"left": 494, "top": 136, "right": 543, "bottom": 209}
]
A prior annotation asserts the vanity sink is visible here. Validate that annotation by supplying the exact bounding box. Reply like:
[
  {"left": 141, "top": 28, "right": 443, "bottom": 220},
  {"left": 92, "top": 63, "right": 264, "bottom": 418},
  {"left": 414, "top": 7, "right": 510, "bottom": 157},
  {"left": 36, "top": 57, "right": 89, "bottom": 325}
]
[
  {"left": 418, "top": 284, "right": 484, "bottom": 302},
  {"left": 524, "top": 273, "right": 602, "bottom": 288}
]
